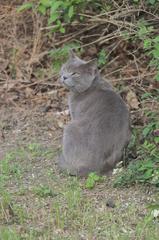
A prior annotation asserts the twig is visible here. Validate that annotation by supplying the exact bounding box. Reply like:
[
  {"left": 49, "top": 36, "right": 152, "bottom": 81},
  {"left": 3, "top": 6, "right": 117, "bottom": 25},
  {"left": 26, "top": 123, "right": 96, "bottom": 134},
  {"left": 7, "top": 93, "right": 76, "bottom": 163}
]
[
  {"left": 54, "top": 23, "right": 100, "bottom": 46},
  {"left": 111, "top": 73, "right": 155, "bottom": 82}
]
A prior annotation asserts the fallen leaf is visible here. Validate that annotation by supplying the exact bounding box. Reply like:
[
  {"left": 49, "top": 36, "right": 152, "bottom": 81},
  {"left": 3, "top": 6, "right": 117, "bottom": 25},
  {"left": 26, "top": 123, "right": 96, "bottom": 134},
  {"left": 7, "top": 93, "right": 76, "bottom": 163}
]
[{"left": 126, "top": 90, "right": 140, "bottom": 109}]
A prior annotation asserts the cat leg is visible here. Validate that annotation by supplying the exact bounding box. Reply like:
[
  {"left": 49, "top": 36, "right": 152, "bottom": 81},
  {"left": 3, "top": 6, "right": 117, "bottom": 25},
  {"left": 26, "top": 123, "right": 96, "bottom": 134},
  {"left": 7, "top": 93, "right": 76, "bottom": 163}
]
[{"left": 58, "top": 153, "right": 77, "bottom": 175}]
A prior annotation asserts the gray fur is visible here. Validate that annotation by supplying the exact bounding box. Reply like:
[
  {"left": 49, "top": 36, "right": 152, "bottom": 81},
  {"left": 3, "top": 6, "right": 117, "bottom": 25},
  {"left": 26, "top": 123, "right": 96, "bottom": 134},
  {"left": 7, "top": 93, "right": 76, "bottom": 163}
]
[{"left": 59, "top": 51, "right": 131, "bottom": 176}]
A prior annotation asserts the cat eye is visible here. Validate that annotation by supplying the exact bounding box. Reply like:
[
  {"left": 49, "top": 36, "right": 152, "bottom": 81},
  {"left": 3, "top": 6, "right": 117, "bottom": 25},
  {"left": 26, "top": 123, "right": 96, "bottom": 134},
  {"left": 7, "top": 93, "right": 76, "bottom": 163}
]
[{"left": 71, "top": 72, "right": 80, "bottom": 77}]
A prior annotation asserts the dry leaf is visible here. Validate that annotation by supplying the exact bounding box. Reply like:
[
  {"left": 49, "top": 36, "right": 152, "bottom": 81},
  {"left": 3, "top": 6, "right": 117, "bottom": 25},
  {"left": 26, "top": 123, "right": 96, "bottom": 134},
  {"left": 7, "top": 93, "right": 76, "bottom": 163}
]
[
  {"left": 25, "top": 87, "right": 34, "bottom": 98},
  {"left": 57, "top": 120, "right": 64, "bottom": 129},
  {"left": 126, "top": 90, "right": 139, "bottom": 109},
  {"left": 55, "top": 109, "right": 69, "bottom": 116}
]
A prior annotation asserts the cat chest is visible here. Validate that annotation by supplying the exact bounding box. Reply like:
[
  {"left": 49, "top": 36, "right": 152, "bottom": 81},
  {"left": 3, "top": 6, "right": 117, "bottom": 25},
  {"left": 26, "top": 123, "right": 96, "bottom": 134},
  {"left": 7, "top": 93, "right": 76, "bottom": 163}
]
[{"left": 69, "top": 97, "right": 93, "bottom": 119}]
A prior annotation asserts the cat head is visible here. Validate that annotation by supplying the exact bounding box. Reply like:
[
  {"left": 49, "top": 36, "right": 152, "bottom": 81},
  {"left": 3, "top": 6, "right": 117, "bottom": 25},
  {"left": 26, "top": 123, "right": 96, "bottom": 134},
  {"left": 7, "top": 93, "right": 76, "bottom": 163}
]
[{"left": 60, "top": 50, "right": 98, "bottom": 93}]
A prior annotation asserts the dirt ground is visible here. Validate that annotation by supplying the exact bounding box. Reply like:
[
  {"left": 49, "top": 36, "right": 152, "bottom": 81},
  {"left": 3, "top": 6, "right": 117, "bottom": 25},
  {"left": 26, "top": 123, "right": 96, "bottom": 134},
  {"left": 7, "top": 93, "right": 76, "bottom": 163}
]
[{"left": 0, "top": 103, "right": 158, "bottom": 240}]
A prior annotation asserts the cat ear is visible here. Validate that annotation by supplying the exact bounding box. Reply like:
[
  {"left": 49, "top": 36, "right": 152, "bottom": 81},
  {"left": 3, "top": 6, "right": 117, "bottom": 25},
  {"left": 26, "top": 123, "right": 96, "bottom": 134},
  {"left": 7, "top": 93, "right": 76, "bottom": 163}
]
[
  {"left": 85, "top": 59, "right": 97, "bottom": 70},
  {"left": 69, "top": 49, "right": 77, "bottom": 59}
]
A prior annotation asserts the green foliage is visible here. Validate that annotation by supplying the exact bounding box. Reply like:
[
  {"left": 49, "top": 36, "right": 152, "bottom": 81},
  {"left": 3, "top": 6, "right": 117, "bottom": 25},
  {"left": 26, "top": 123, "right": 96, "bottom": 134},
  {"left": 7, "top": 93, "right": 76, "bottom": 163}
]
[
  {"left": 17, "top": 2, "right": 33, "bottom": 12},
  {"left": 136, "top": 22, "right": 154, "bottom": 39},
  {"left": 0, "top": 153, "right": 22, "bottom": 186},
  {"left": 143, "top": 35, "right": 159, "bottom": 81},
  {"left": 0, "top": 228, "right": 20, "bottom": 240},
  {"left": 33, "top": 185, "right": 57, "bottom": 198},
  {"left": 147, "top": 203, "right": 159, "bottom": 211},
  {"left": 27, "top": 142, "right": 57, "bottom": 158},
  {"left": 49, "top": 42, "right": 81, "bottom": 71},
  {"left": 133, "top": 0, "right": 159, "bottom": 5},
  {"left": 17, "top": 0, "right": 90, "bottom": 33},
  {"left": 135, "top": 21, "right": 159, "bottom": 80},
  {"left": 85, "top": 172, "right": 103, "bottom": 189},
  {"left": 114, "top": 109, "right": 159, "bottom": 188},
  {"left": 114, "top": 157, "right": 159, "bottom": 188},
  {"left": 0, "top": 187, "right": 12, "bottom": 212},
  {"left": 98, "top": 49, "right": 108, "bottom": 67},
  {"left": 123, "top": 20, "right": 159, "bottom": 81},
  {"left": 13, "top": 204, "right": 28, "bottom": 224},
  {"left": 147, "top": 0, "right": 159, "bottom": 5}
]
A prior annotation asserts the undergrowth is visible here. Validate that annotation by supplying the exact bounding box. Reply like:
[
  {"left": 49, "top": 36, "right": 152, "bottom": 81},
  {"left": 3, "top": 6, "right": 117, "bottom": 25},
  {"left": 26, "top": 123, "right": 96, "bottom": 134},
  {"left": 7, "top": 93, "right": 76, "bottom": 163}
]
[{"left": 114, "top": 106, "right": 159, "bottom": 188}]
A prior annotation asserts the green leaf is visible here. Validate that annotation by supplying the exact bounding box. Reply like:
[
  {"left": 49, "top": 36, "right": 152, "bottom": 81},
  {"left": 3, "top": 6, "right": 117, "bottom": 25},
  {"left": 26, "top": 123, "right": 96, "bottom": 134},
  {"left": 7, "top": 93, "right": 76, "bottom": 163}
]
[
  {"left": 155, "top": 72, "right": 159, "bottom": 81},
  {"left": 148, "top": 0, "right": 156, "bottom": 5},
  {"left": 38, "top": 4, "right": 46, "bottom": 15},
  {"left": 48, "top": 13, "right": 59, "bottom": 24},
  {"left": 138, "top": 161, "right": 153, "bottom": 171},
  {"left": 80, "top": 15, "right": 84, "bottom": 21},
  {"left": 85, "top": 178, "right": 95, "bottom": 189},
  {"left": 50, "top": 1, "right": 62, "bottom": 12},
  {"left": 60, "top": 27, "right": 65, "bottom": 33},
  {"left": 147, "top": 204, "right": 159, "bottom": 210},
  {"left": 152, "top": 45, "right": 159, "bottom": 58},
  {"left": 68, "top": 6, "right": 74, "bottom": 19},
  {"left": 141, "top": 92, "right": 152, "bottom": 99},
  {"left": 143, "top": 127, "right": 151, "bottom": 137},
  {"left": 153, "top": 35, "right": 159, "bottom": 43},
  {"left": 154, "top": 136, "right": 159, "bottom": 143},
  {"left": 17, "top": 3, "right": 33, "bottom": 12},
  {"left": 40, "top": 0, "right": 51, "bottom": 7},
  {"left": 143, "top": 39, "right": 152, "bottom": 49},
  {"left": 48, "top": 1, "right": 63, "bottom": 24},
  {"left": 143, "top": 169, "right": 153, "bottom": 179},
  {"left": 98, "top": 49, "right": 107, "bottom": 67},
  {"left": 85, "top": 172, "right": 103, "bottom": 189}
]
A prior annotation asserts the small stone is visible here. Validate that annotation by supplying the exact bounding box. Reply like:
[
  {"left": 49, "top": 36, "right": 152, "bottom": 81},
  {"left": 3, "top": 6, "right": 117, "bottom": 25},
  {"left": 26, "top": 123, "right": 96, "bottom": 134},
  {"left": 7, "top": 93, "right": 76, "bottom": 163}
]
[{"left": 106, "top": 199, "right": 116, "bottom": 208}]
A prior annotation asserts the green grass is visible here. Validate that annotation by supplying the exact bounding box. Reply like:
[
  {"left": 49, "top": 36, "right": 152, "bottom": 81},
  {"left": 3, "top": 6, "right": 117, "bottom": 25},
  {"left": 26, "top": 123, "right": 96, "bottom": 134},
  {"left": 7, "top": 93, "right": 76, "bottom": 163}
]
[
  {"left": 32, "top": 184, "right": 57, "bottom": 198},
  {"left": 0, "top": 143, "right": 158, "bottom": 240}
]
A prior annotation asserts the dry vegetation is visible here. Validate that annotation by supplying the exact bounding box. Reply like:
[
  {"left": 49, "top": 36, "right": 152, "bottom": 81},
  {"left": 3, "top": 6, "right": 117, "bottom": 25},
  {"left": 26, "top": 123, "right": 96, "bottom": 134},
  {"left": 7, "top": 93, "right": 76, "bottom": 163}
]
[{"left": 0, "top": 0, "right": 159, "bottom": 239}]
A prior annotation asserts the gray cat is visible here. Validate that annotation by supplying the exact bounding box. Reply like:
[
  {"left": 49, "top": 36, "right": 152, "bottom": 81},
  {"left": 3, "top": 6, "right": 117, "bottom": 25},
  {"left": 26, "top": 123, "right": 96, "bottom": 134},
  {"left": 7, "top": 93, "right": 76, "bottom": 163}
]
[{"left": 58, "top": 50, "right": 131, "bottom": 176}]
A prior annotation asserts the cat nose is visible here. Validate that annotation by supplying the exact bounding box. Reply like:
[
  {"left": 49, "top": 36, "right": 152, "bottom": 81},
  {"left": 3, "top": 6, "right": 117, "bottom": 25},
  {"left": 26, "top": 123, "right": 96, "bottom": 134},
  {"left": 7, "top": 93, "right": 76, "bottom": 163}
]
[{"left": 63, "top": 76, "right": 67, "bottom": 80}]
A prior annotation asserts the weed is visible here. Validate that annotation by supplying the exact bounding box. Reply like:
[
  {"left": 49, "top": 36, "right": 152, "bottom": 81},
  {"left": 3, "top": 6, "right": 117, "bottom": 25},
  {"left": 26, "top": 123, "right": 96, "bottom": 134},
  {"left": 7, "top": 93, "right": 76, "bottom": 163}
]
[
  {"left": 0, "top": 187, "right": 13, "bottom": 223},
  {"left": 114, "top": 109, "right": 159, "bottom": 188},
  {"left": 27, "top": 142, "right": 57, "bottom": 159},
  {"left": 85, "top": 172, "right": 103, "bottom": 189},
  {"left": 0, "top": 153, "right": 23, "bottom": 187},
  {"left": 98, "top": 49, "right": 108, "bottom": 67},
  {"left": 143, "top": 35, "right": 159, "bottom": 81},
  {"left": 0, "top": 227, "right": 20, "bottom": 240},
  {"left": 33, "top": 184, "right": 57, "bottom": 198},
  {"left": 136, "top": 205, "right": 159, "bottom": 240},
  {"left": 135, "top": 21, "right": 159, "bottom": 80},
  {"left": 10, "top": 204, "right": 27, "bottom": 224}
]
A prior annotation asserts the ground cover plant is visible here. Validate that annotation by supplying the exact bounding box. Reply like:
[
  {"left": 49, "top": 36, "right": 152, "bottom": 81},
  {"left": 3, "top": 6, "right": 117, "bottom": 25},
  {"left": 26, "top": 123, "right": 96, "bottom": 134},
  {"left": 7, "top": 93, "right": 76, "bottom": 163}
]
[{"left": 0, "top": 0, "right": 159, "bottom": 239}]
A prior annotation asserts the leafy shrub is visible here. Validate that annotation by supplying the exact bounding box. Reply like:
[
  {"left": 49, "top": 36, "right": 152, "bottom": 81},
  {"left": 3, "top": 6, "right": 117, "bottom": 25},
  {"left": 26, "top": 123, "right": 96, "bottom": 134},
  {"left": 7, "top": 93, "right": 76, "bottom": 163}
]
[
  {"left": 49, "top": 42, "right": 81, "bottom": 71},
  {"left": 143, "top": 35, "right": 159, "bottom": 81},
  {"left": 114, "top": 157, "right": 159, "bottom": 187},
  {"left": 135, "top": 21, "right": 159, "bottom": 80},
  {"left": 114, "top": 110, "right": 159, "bottom": 188},
  {"left": 17, "top": 0, "right": 93, "bottom": 33},
  {"left": 85, "top": 172, "right": 103, "bottom": 189}
]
